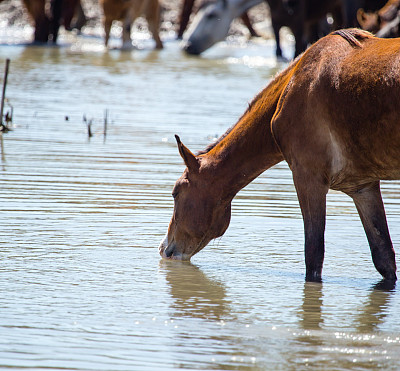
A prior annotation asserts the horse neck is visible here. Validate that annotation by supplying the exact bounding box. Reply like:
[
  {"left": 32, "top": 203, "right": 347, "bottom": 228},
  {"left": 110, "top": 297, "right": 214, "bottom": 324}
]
[
  {"left": 228, "top": 0, "right": 264, "bottom": 18},
  {"left": 201, "top": 64, "right": 295, "bottom": 200}
]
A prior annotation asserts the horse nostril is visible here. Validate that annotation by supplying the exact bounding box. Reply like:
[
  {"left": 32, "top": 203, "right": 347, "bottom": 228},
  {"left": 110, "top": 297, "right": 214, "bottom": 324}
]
[
  {"left": 164, "top": 245, "right": 175, "bottom": 258},
  {"left": 183, "top": 42, "right": 200, "bottom": 55}
]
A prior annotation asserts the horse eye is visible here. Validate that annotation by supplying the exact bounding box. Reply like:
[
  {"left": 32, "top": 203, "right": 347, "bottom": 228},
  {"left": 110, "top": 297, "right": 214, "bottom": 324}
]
[
  {"left": 207, "top": 12, "right": 217, "bottom": 19},
  {"left": 172, "top": 191, "right": 178, "bottom": 199}
]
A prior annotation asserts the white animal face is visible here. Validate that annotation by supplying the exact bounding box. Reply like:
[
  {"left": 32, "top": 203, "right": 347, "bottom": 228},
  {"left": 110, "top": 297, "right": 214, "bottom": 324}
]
[{"left": 182, "top": 0, "right": 234, "bottom": 55}]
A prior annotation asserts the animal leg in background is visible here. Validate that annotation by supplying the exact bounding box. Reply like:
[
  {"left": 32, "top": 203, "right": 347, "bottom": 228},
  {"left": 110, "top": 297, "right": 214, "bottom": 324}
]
[
  {"left": 292, "top": 169, "right": 329, "bottom": 282},
  {"left": 103, "top": 17, "right": 113, "bottom": 46},
  {"left": 349, "top": 181, "right": 397, "bottom": 281},
  {"left": 70, "top": 2, "right": 87, "bottom": 31},
  {"left": 240, "top": 13, "right": 259, "bottom": 36},
  {"left": 50, "top": 0, "right": 62, "bottom": 43},
  {"left": 122, "top": 13, "right": 133, "bottom": 49},
  {"left": 143, "top": 0, "right": 163, "bottom": 49},
  {"left": 22, "top": 0, "right": 50, "bottom": 42},
  {"left": 178, "top": 0, "right": 195, "bottom": 38},
  {"left": 272, "top": 20, "right": 282, "bottom": 57}
]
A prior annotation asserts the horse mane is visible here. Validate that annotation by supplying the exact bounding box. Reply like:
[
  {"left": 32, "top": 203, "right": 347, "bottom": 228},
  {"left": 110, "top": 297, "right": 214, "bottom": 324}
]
[
  {"left": 331, "top": 28, "right": 374, "bottom": 48},
  {"left": 197, "top": 55, "right": 302, "bottom": 156},
  {"left": 197, "top": 29, "right": 374, "bottom": 157}
]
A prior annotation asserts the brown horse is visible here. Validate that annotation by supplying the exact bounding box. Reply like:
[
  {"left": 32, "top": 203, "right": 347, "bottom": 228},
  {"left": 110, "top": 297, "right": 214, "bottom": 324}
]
[
  {"left": 100, "top": 0, "right": 163, "bottom": 49},
  {"left": 19, "top": 0, "right": 81, "bottom": 43},
  {"left": 160, "top": 28, "right": 399, "bottom": 282}
]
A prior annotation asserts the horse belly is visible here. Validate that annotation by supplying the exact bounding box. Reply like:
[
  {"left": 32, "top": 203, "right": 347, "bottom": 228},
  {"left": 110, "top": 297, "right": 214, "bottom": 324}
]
[{"left": 329, "top": 147, "right": 400, "bottom": 192}]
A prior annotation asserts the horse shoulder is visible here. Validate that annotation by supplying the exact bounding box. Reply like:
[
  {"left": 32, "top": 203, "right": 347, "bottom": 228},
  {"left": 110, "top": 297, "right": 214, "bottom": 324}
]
[{"left": 271, "top": 36, "right": 336, "bottom": 169}]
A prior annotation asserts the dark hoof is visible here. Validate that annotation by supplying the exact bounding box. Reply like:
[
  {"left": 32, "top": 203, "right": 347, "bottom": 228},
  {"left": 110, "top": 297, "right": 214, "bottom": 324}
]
[
  {"left": 305, "top": 272, "right": 322, "bottom": 282},
  {"left": 373, "top": 278, "right": 396, "bottom": 291}
]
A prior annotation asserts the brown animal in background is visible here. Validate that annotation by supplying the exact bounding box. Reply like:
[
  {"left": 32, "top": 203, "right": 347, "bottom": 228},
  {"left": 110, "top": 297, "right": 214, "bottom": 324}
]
[
  {"left": 100, "top": 0, "right": 163, "bottom": 49},
  {"left": 49, "top": 0, "right": 81, "bottom": 42},
  {"left": 160, "top": 29, "right": 399, "bottom": 283},
  {"left": 22, "top": 0, "right": 49, "bottom": 42},
  {"left": 19, "top": 0, "right": 82, "bottom": 43},
  {"left": 358, "top": 0, "right": 400, "bottom": 36}
]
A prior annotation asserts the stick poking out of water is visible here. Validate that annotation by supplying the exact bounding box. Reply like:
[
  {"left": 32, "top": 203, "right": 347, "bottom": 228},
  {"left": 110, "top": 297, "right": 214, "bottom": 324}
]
[
  {"left": 104, "top": 109, "right": 108, "bottom": 138},
  {"left": 0, "top": 59, "right": 10, "bottom": 132}
]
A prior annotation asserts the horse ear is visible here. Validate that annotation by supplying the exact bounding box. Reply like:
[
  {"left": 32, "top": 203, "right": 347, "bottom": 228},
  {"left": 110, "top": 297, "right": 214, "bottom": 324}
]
[
  {"left": 357, "top": 9, "right": 367, "bottom": 27},
  {"left": 175, "top": 135, "right": 200, "bottom": 172}
]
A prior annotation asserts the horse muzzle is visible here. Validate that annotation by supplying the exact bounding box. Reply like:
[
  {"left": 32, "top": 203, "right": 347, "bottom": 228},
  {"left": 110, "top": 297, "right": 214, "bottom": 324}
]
[
  {"left": 182, "top": 41, "right": 202, "bottom": 55},
  {"left": 158, "top": 234, "right": 191, "bottom": 261}
]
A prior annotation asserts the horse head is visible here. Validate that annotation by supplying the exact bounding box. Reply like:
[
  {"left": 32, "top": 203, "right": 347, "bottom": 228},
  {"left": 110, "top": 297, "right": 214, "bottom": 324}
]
[
  {"left": 357, "top": 8, "right": 381, "bottom": 33},
  {"left": 182, "top": 0, "right": 234, "bottom": 55},
  {"left": 159, "top": 136, "right": 231, "bottom": 260}
]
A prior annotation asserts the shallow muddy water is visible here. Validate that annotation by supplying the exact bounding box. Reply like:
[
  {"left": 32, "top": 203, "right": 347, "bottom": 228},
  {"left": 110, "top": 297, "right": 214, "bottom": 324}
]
[{"left": 0, "top": 26, "right": 400, "bottom": 370}]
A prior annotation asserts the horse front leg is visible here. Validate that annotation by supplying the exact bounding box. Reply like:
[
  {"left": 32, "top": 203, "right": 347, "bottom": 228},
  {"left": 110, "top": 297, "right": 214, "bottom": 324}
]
[
  {"left": 122, "top": 17, "right": 133, "bottom": 49},
  {"left": 349, "top": 181, "right": 397, "bottom": 281},
  {"left": 145, "top": 0, "right": 163, "bottom": 49},
  {"left": 177, "top": 0, "right": 195, "bottom": 39},
  {"left": 103, "top": 18, "right": 112, "bottom": 47},
  {"left": 271, "top": 19, "right": 282, "bottom": 58},
  {"left": 293, "top": 171, "right": 328, "bottom": 282}
]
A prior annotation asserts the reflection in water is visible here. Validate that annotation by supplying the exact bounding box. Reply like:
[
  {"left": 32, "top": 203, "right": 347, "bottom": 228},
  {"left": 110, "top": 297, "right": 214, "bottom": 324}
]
[
  {"left": 356, "top": 280, "right": 396, "bottom": 333},
  {"left": 293, "top": 282, "right": 325, "bottom": 365},
  {"left": 299, "top": 282, "right": 324, "bottom": 330},
  {"left": 291, "top": 280, "right": 398, "bottom": 370},
  {"left": 0, "top": 132, "right": 5, "bottom": 167},
  {"left": 159, "top": 260, "right": 231, "bottom": 321}
]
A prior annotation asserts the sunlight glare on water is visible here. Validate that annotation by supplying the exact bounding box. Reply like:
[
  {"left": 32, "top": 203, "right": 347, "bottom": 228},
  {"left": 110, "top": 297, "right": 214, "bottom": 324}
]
[{"left": 0, "top": 26, "right": 399, "bottom": 370}]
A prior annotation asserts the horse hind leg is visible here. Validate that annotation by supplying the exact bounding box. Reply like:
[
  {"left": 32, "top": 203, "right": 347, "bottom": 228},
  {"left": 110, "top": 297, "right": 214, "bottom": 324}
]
[
  {"left": 103, "top": 18, "right": 112, "bottom": 47},
  {"left": 144, "top": 0, "right": 163, "bottom": 49},
  {"left": 122, "top": 17, "right": 133, "bottom": 49},
  {"left": 293, "top": 169, "right": 329, "bottom": 282},
  {"left": 349, "top": 181, "right": 397, "bottom": 281}
]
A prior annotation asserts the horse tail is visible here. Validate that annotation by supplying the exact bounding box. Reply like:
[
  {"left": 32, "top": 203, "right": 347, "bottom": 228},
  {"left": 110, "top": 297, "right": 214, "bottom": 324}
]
[{"left": 331, "top": 28, "right": 374, "bottom": 48}]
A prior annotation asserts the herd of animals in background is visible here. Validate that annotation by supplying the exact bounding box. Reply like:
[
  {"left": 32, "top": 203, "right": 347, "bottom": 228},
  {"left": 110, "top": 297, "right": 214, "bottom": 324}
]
[
  {"left": 1, "top": 0, "right": 86, "bottom": 43},
  {"left": 181, "top": 0, "right": 390, "bottom": 56},
  {"left": 1, "top": 0, "right": 400, "bottom": 57}
]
